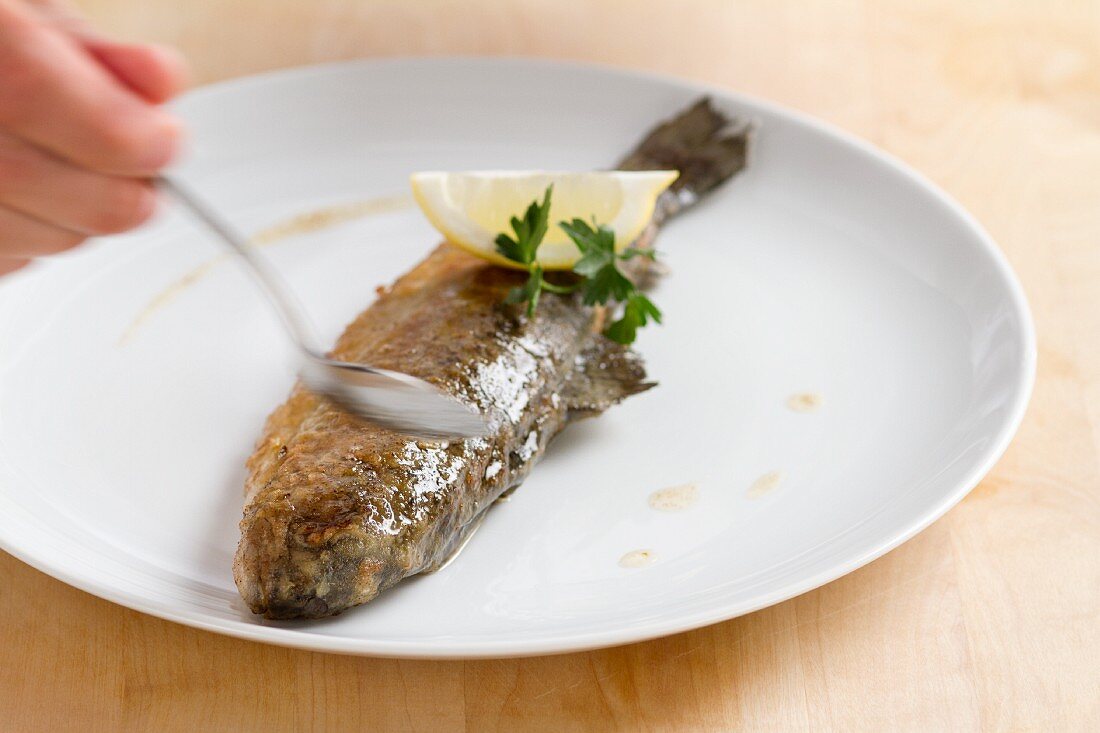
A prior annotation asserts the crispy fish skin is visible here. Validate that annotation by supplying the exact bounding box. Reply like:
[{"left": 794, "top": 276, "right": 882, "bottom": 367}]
[
  {"left": 235, "top": 246, "right": 606, "bottom": 618},
  {"left": 234, "top": 99, "right": 749, "bottom": 619}
]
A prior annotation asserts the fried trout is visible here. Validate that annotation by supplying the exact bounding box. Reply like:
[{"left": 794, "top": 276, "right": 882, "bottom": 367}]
[{"left": 234, "top": 98, "right": 750, "bottom": 619}]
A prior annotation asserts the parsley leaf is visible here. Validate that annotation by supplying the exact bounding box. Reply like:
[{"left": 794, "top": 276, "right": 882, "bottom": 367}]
[
  {"left": 494, "top": 187, "right": 664, "bottom": 344},
  {"left": 606, "top": 292, "right": 663, "bottom": 344},
  {"left": 560, "top": 218, "right": 615, "bottom": 278},
  {"left": 495, "top": 186, "right": 576, "bottom": 316},
  {"left": 495, "top": 186, "right": 552, "bottom": 266},
  {"left": 582, "top": 262, "right": 634, "bottom": 306},
  {"left": 560, "top": 218, "right": 635, "bottom": 305},
  {"left": 559, "top": 218, "right": 662, "bottom": 344}
]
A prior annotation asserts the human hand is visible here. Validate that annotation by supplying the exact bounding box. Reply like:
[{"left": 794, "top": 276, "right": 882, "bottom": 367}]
[{"left": 0, "top": 0, "right": 188, "bottom": 275}]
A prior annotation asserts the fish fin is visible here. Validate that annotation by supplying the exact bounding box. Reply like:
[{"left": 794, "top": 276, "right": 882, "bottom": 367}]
[
  {"left": 562, "top": 335, "right": 655, "bottom": 419},
  {"left": 617, "top": 97, "right": 751, "bottom": 224}
]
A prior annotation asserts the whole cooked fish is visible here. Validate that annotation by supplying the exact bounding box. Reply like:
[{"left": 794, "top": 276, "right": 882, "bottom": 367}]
[{"left": 234, "top": 99, "right": 750, "bottom": 619}]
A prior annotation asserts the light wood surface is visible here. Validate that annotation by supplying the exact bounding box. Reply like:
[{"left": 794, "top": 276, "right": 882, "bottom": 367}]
[{"left": 3, "top": 1, "right": 1099, "bottom": 730}]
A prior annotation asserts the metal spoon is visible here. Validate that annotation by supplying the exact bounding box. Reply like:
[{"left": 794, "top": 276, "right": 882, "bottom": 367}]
[{"left": 157, "top": 175, "right": 488, "bottom": 440}]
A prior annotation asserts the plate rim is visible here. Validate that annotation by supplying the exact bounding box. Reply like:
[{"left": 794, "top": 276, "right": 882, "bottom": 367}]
[{"left": 0, "top": 56, "right": 1037, "bottom": 658}]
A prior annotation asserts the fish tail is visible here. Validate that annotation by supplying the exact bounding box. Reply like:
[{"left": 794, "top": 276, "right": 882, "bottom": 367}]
[{"left": 617, "top": 97, "right": 751, "bottom": 225}]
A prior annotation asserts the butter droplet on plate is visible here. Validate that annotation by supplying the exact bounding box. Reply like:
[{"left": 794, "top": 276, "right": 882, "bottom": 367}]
[
  {"left": 118, "top": 194, "right": 414, "bottom": 346},
  {"left": 748, "top": 471, "right": 784, "bottom": 498},
  {"left": 787, "top": 392, "right": 823, "bottom": 412},
  {"left": 618, "top": 549, "right": 656, "bottom": 568},
  {"left": 648, "top": 483, "right": 699, "bottom": 511}
]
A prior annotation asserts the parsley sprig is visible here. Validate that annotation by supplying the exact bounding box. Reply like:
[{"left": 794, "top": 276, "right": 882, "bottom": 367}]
[
  {"left": 494, "top": 186, "right": 575, "bottom": 317},
  {"left": 494, "top": 186, "right": 663, "bottom": 344}
]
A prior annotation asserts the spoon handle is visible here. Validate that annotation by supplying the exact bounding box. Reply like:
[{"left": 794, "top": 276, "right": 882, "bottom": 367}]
[{"left": 157, "top": 175, "right": 323, "bottom": 356}]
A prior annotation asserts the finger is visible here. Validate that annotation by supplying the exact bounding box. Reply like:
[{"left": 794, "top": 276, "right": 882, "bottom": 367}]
[
  {"left": 0, "top": 2, "right": 181, "bottom": 175},
  {"left": 0, "top": 258, "right": 31, "bottom": 276},
  {"left": 83, "top": 40, "right": 189, "bottom": 104},
  {"left": 23, "top": 0, "right": 190, "bottom": 103},
  {"left": 21, "top": 0, "right": 88, "bottom": 33},
  {"left": 0, "top": 131, "right": 158, "bottom": 235},
  {"left": 0, "top": 205, "right": 85, "bottom": 258}
]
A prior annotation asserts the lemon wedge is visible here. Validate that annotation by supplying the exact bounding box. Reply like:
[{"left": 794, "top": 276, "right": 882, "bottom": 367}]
[{"left": 410, "top": 170, "right": 678, "bottom": 270}]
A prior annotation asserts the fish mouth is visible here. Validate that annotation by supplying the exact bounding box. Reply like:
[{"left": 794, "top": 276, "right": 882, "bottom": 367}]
[{"left": 234, "top": 507, "right": 395, "bottom": 620}]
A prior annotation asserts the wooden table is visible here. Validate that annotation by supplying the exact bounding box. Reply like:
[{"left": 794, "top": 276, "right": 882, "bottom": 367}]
[{"left": 2, "top": 1, "right": 1098, "bottom": 729}]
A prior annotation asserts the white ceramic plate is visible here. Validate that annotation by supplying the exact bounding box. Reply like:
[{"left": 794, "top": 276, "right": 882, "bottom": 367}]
[{"left": 0, "top": 58, "right": 1034, "bottom": 658}]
